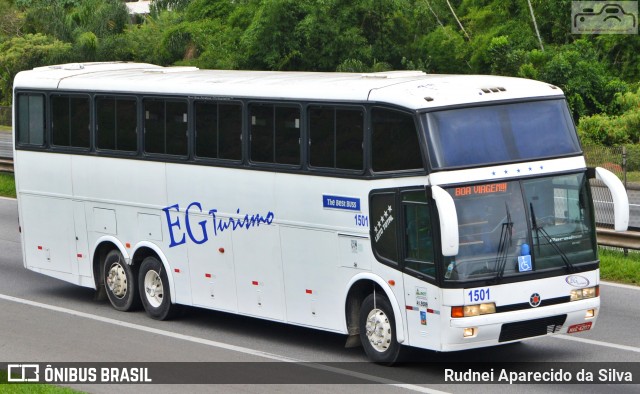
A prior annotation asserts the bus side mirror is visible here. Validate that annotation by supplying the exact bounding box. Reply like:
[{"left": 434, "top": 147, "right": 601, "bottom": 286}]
[
  {"left": 590, "top": 167, "right": 629, "bottom": 232},
  {"left": 431, "top": 185, "right": 459, "bottom": 256}
]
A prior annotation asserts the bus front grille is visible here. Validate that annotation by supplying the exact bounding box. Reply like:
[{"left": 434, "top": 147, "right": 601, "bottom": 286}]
[{"left": 498, "top": 315, "right": 567, "bottom": 342}]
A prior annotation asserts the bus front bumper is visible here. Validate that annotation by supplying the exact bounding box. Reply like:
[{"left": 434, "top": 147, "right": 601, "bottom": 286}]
[{"left": 440, "top": 297, "right": 599, "bottom": 351}]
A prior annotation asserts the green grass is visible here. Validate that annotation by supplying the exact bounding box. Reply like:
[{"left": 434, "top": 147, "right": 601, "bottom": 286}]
[
  {"left": 0, "top": 125, "right": 10, "bottom": 132},
  {"left": 0, "top": 172, "right": 16, "bottom": 198},
  {"left": 0, "top": 370, "right": 82, "bottom": 393},
  {"left": 626, "top": 171, "right": 640, "bottom": 184},
  {"left": 599, "top": 247, "right": 640, "bottom": 286}
]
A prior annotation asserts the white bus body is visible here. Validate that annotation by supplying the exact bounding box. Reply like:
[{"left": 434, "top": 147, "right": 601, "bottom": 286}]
[{"left": 13, "top": 63, "right": 628, "bottom": 363}]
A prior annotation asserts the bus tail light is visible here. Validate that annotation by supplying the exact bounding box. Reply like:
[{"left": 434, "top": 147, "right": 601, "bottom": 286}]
[
  {"left": 451, "top": 302, "right": 496, "bottom": 318},
  {"left": 570, "top": 286, "right": 598, "bottom": 301}
]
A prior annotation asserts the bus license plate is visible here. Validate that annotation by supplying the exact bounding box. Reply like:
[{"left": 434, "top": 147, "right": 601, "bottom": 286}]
[{"left": 567, "top": 322, "right": 592, "bottom": 334}]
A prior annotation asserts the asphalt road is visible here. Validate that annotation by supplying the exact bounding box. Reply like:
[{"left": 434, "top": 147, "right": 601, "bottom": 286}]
[{"left": 1, "top": 198, "right": 639, "bottom": 394}]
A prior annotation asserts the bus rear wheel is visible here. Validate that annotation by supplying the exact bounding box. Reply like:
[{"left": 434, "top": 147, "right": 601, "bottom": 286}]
[
  {"left": 359, "top": 293, "right": 402, "bottom": 364},
  {"left": 139, "top": 256, "right": 178, "bottom": 320},
  {"left": 103, "top": 250, "right": 139, "bottom": 311}
]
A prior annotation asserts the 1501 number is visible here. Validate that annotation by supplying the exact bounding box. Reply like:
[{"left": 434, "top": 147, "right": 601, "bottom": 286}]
[
  {"left": 468, "top": 288, "right": 491, "bottom": 303},
  {"left": 354, "top": 214, "right": 369, "bottom": 227}
]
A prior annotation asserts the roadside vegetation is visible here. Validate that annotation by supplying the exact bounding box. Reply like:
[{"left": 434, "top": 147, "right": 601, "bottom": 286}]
[
  {"left": 0, "top": 172, "right": 16, "bottom": 197},
  {"left": 0, "top": 370, "right": 80, "bottom": 393}
]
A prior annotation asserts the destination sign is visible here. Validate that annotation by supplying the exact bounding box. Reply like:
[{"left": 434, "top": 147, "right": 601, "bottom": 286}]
[{"left": 454, "top": 182, "right": 508, "bottom": 197}]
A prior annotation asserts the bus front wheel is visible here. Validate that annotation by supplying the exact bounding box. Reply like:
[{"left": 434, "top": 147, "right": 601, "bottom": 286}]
[
  {"left": 359, "top": 293, "right": 402, "bottom": 364},
  {"left": 138, "top": 256, "right": 178, "bottom": 320},
  {"left": 103, "top": 250, "right": 139, "bottom": 311}
]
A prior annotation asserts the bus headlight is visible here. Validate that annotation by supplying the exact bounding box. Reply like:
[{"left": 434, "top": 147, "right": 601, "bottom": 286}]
[
  {"left": 451, "top": 302, "right": 496, "bottom": 317},
  {"left": 570, "top": 286, "right": 598, "bottom": 301}
]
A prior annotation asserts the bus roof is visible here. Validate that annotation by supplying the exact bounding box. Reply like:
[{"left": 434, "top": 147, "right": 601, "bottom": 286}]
[{"left": 14, "top": 62, "right": 564, "bottom": 110}]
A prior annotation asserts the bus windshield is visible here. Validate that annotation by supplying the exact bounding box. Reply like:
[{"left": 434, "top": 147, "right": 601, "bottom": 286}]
[
  {"left": 422, "top": 99, "right": 581, "bottom": 169},
  {"left": 442, "top": 173, "right": 597, "bottom": 283}
]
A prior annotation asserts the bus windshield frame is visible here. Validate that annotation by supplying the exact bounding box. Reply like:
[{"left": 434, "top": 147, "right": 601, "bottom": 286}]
[
  {"left": 438, "top": 172, "right": 598, "bottom": 286},
  {"left": 421, "top": 98, "right": 582, "bottom": 170}
]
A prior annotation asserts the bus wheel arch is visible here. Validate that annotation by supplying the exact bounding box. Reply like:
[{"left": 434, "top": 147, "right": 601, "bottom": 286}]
[
  {"left": 344, "top": 276, "right": 406, "bottom": 358},
  {"left": 101, "top": 248, "right": 140, "bottom": 312},
  {"left": 132, "top": 246, "right": 178, "bottom": 320}
]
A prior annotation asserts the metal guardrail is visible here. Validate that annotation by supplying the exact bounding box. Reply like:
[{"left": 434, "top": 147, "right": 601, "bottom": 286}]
[
  {"left": 0, "top": 158, "right": 13, "bottom": 173},
  {"left": 596, "top": 228, "right": 640, "bottom": 250}
]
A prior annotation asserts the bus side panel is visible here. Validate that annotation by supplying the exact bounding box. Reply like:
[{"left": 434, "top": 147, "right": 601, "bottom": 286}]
[
  {"left": 281, "top": 227, "right": 344, "bottom": 331},
  {"left": 233, "top": 225, "right": 286, "bottom": 321},
  {"left": 402, "top": 274, "right": 442, "bottom": 351},
  {"left": 20, "top": 194, "right": 75, "bottom": 277},
  {"left": 187, "top": 219, "right": 237, "bottom": 313}
]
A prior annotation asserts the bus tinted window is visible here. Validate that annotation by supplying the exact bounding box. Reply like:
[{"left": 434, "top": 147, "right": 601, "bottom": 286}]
[
  {"left": 195, "top": 101, "right": 242, "bottom": 161},
  {"left": 424, "top": 100, "right": 581, "bottom": 169},
  {"left": 402, "top": 191, "right": 435, "bottom": 277},
  {"left": 17, "top": 93, "right": 45, "bottom": 146},
  {"left": 51, "top": 95, "right": 90, "bottom": 148},
  {"left": 309, "top": 106, "right": 363, "bottom": 170},
  {"left": 370, "top": 192, "right": 398, "bottom": 264},
  {"left": 371, "top": 108, "right": 423, "bottom": 172},
  {"left": 96, "top": 96, "right": 137, "bottom": 152},
  {"left": 144, "top": 99, "right": 188, "bottom": 156},
  {"left": 250, "top": 104, "right": 300, "bottom": 165}
]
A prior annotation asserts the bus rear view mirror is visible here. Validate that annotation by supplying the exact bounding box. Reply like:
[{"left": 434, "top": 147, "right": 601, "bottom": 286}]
[
  {"left": 431, "top": 185, "right": 459, "bottom": 256},
  {"left": 590, "top": 167, "right": 629, "bottom": 232}
]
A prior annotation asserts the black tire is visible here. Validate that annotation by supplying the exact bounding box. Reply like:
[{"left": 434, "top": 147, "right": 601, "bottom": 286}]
[
  {"left": 359, "top": 293, "right": 402, "bottom": 364},
  {"left": 138, "top": 256, "right": 178, "bottom": 320},
  {"left": 103, "top": 249, "right": 139, "bottom": 311}
]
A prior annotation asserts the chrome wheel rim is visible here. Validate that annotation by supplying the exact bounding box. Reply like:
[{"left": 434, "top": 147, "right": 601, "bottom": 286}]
[
  {"left": 106, "top": 263, "right": 127, "bottom": 299},
  {"left": 144, "top": 270, "right": 163, "bottom": 308},
  {"left": 365, "top": 308, "right": 392, "bottom": 353}
]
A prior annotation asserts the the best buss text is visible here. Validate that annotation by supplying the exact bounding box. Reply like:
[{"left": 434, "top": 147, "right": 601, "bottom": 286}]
[{"left": 163, "top": 202, "right": 275, "bottom": 248}]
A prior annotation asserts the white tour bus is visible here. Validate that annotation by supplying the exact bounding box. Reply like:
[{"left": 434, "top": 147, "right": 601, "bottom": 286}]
[{"left": 13, "top": 62, "right": 628, "bottom": 363}]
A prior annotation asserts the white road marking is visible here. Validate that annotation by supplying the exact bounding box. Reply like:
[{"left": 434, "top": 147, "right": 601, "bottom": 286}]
[
  {"left": 601, "top": 281, "right": 640, "bottom": 291},
  {"left": 0, "top": 293, "right": 448, "bottom": 394},
  {"left": 552, "top": 335, "right": 640, "bottom": 353}
]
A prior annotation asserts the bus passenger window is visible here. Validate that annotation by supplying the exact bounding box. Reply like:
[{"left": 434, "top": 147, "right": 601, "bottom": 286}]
[
  {"left": 195, "top": 101, "right": 242, "bottom": 161},
  {"left": 144, "top": 99, "right": 188, "bottom": 156},
  {"left": 17, "top": 93, "right": 45, "bottom": 146},
  {"left": 51, "top": 95, "right": 90, "bottom": 148},
  {"left": 96, "top": 96, "right": 137, "bottom": 152},
  {"left": 309, "top": 106, "right": 363, "bottom": 171},
  {"left": 250, "top": 104, "right": 300, "bottom": 165},
  {"left": 371, "top": 108, "right": 423, "bottom": 172}
]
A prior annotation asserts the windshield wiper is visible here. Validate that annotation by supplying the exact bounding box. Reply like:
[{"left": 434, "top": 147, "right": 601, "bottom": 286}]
[
  {"left": 530, "top": 203, "right": 575, "bottom": 273},
  {"left": 493, "top": 203, "right": 513, "bottom": 284}
]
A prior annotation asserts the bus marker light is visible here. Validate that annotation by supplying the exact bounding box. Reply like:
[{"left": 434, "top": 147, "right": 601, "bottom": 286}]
[
  {"left": 174, "top": 268, "right": 180, "bottom": 273},
  {"left": 585, "top": 309, "right": 595, "bottom": 319},
  {"left": 252, "top": 281, "right": 259, "bottom": 286},
  {"left": 218, "top": 247, "right": 225, "bottom": 253},
  {"left": 77, "top": 254, "right": 82, "bottom": 258},
  {"left": 125, "top": 243, "right": 131, "bottom": 248},
  {"left": 306, "top": 289, "right": 312, "bottom": 294},
  {"left": 451, "top": 306, "right": 464, "bottom": 318},
  {"left": 388, "top": 280, "right": 395, "bottom": 286},
  {"left": 37, "top": 246, "right": 43, "bottom": 250},
  {"left": 205, "top": 273, "right": 211, "bottom": 278},
  {"left": 463, "top": 327, "right": 477, "bottom": 338}
]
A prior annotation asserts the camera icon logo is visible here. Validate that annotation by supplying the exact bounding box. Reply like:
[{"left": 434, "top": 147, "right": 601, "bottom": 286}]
[{"left": 572, "top": 1, "right": 638, "bottom": 34}]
